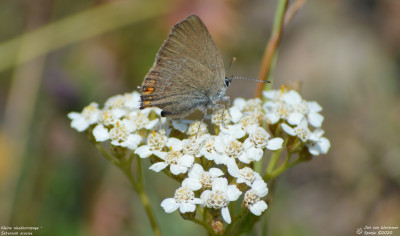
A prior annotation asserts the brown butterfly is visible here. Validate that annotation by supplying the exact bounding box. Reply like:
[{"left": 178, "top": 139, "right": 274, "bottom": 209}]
[{"left": 139, "top": 15, "right": 230, "bottom": 118}]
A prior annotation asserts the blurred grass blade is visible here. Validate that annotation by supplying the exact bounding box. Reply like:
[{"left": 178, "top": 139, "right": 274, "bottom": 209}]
[{"left": 0, "top": 0, "right": 170, "bottom": 73}]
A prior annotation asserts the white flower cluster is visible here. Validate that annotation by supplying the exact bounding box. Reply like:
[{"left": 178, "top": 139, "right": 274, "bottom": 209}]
[
  {"left": 263, "top": 88, "right": 330, "bottom": 155},
  {"left": 68, "top": 88, "right": 330, "bottom": 224}
]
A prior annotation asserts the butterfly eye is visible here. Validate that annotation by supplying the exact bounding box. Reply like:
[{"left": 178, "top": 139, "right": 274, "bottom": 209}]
[{"left": 225, "top": 78, "right": 232, "bottom": 87}]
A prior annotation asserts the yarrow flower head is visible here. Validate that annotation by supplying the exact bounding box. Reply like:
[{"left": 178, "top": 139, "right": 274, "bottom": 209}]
[{"left": 68, "top": 87, "right": 330, "bottom": 230}]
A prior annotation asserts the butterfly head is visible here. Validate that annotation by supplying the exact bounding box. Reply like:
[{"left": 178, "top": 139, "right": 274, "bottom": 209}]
[{"left": 224, "top": 77, "right": 232, "bottom": 88}]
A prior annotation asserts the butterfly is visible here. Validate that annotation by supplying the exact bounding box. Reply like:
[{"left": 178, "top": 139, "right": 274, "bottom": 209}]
[{"left": 139, "top": 15, "right": 231, "bottom": 118}]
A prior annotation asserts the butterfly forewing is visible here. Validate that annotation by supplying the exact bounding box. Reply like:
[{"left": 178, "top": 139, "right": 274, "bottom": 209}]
[{"left": 140, "top": 15, "right": 226, "bottom": 117}]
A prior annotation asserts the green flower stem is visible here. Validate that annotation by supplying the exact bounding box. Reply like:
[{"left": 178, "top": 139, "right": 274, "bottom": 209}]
[
  {"left": 265, "top": 156, "right": 303, "bottom": 182},
  {"left": 223, "top": 210, "right": 246, "bottom": 236},
  {"left": 191, "top": 218, "right": 216, "bottom": 236},
  {"left": 95, "top": 143, "right": 120, "bottom": 167},
  {"left": 136, "top": 154, "right": 144, "bottom": 185},
  {"left": 96, "top": 144, "right": 162, "bottom": 236}
]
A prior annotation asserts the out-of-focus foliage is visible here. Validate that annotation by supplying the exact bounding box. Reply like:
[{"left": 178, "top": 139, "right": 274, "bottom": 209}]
[{"left": 0, "top": 0, "right": 399, "bottom": 235}]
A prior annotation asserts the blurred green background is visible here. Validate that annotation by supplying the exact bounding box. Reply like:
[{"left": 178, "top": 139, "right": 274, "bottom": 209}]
[{"left": 1, "top": 0, "right": 399, "bottom": 235}]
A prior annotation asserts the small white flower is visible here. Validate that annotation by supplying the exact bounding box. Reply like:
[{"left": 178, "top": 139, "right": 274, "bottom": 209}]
[
  {"left": 238, "top": 115, "right": 261, "bottom": 134},
  {"left": 229, "top": 106, "right": 243, "bottom": 123},
  {"left": 263, "top": 101, "right": 292, "bottom": 124},
  {"left": 232, "top": 98, "right": 247, "bottom": 111},
  {"left": 182, "top": 164, "right": 224, "bottom": 190},
  {"left": 98, "top": 109, "right": 120, "bottom": 126},
  {"left": 200, "top": 178, "right": 242, "bottom": 224},
  {"left": 307, "top": 129, "right": 331, "bottom": 155},
  {"left": 197, "top": 136, "right": 223, "bottom": 161},
  {"left": 68, "top": 102, "right": 100, "bottom": 132},
  {"left": 239, "top": 127, "right": 283, "bottom": 163},
  {"left": 282, "top": 119, "right": 313, "bottom": 142},
  {"left": 104, "top": 94, "right": 127, "bottom": 118},
  {"left": 242, "top": 98, "right": 263, "bottom": 113},
  {"left": 182, "top": 135, "right": 208, "bottom": 156},
  {"left": 284, "top": 91, "right": 324, "bottom": 128},
  {"left": 242, "top": 180, "right": 268, "bottom": 216},
  {"left": 214, "top": 135, "right": 245, "bottom": 166},
  {"left": 211, "top": 108, "right": 231, "bottom": 127},
  {"left": 305, "top": 101, "right": 324, "bottom": 127},
  {"left": 187, "top": 121, "right": 208, "bottom": 137},
  {"left": 135, "top": 130, "right": 167, "bottom": 158},
  {"left": 109, "top": 120, "right": 141, "bottom": 149},
  {"left": 126, "top": 109, "right": 158, "bottom": 130},
  {"left": 92, "top": 120, "right": 141, "bottom": 149},
  {"left": 228, "top": 166, "right": 262, "bottom": 186},
  {"left": 149, "top": 148, "right": 194, "bottom": 175},
  {"left": 92, "top": 123, "right": 109, "bottom": 142},
  {"left": 219, "top": 124, "right": 246, "bottom": 139},
  {"left": 123, "top": 91, "right": 141, "bottom": 110},
  {"left": 161, "top": 187, "right": 203, "bottom": 214}
]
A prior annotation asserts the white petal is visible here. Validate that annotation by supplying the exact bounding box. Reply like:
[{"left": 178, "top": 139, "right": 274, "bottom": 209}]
[
  {"left": 238, "top": 153, "right": 251, "bottom": 164},
  {"left": 307, "top": 144, "right": 320, "bottom": 156},
  {"left": 313, "top": 128, "right": 325, "bottom": 138},
  {"left": 319, "top": 137, "right": 330, "bottom": 154},
  {"left": 67, "top": 112, "right": 80, "bottom": 120},
  {"left": 70, "top": 116, "right": 90, "bottom": 132},
  {"left": 124, "top": 134, "right": 142, "bottom": 150},
  {"left": 144, "top": 119, "right": 159, "bottom": 130},
  {"left": 308, "top": 112, "right": 324, "bottom": 127},
  {"left": 134, "top": 145, "right": 152, "bottom": 158},
  {"left": 233, "top": 98, "right": 247, "bottom": 110},
  {"left": 212, "top": 178, "right": 228, "bottom": 191},
  {"left": 153, "top": 151, "right": 167, "bottom": 160},
  {"left": 307, "top": 101, "right": 322, "bottom": 113},
  {"left": 229, "top": 107, "right": 243, "bottom": 123},
  {"left": 246, "top": 147, "right": 263, "bottom": 161},
  {"left": 149, "top": 162, "right": 168, "bottom": 172},
  {"left": 191, "top": 198, "right": 204, "bottom": 205},
  {"left": 242, "top": 138, "right": 254, "bottom": 150},
  {"left": 213, "top": 136, "right": 226, "bottom": 153},
  {"left": 265, "top": 113, "right": 280, "bottom": 124},
  {"left": 252, "top": 180, "right": 268, "bottom": 197},
  {"left": 281, "top": 123, "right": 295, "bottom": 136},
  {"left": 220, "top": 124, "right": 246, "bottom": 139},
  {"left": 188, "top": 163, "right": 204, "bottom": 178},
  {"left": 226, "top": 185, "right": 242, "bottom": 201},
  {"left": 182, "top": 178, "right": 202, "bottom": 191},
  {"left": 283, "top": 90, "right": 302, "bottom": 105},
  {"left": 167, "top": 138, "right": 183, "bottom": 151},
  {"left": 92, "top": 124, "right": 110, "bottom": 142},
  {"left": 287, "top": 112, "right": 304, "bottom": 126},
  {"left": 179, "top": 202, "right": 196, "bottom": 213},
  {"left": 178, "top": 155, "right": 194, "bottom": 168},
  {"left": 200, "top": 190, "right": 211, "bottom": 202},
  {"left": 111, "top": 109, "right": 126, "bottom": 119},
  {"left": 161, "top": 198, "right": 179, "bottom": 213},
  {"left": 221, "top": 207, "right": 232, "bottom": 224},
  {"left": 170, "top": 164, "right": 188, "bottom": 175},
  {"left": 266, "top": 138, "right": 284, "bottom": 150},
  {"left": 227, "top": 162, "right": 240, "bottom": 178},
  {"left": 249, "top": 201, "right": 268, "bottom": 216},
  {"left": 208, "top": 168, "right": 224, "bottom": 177},
  {"left": 172, "top": 120, "right": 188, "bottom": 133},
  {"left": 262, "top": 90, "right": 277, "bottom": 100}
]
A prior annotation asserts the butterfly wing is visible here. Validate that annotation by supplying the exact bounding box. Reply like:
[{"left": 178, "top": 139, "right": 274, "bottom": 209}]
[{"left": 140, "top": 15, "right": 225, "bottom": 117}]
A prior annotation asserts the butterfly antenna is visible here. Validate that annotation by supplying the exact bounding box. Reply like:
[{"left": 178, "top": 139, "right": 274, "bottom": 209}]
[
  {"left": 230, "top": 76, "right": 271, "bottom": 83},
  {"left": 226, "top": 57, "right": 236, "bottom": 72}
]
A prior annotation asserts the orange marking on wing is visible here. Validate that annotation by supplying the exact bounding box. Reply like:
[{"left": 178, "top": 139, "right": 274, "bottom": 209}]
[{"left": 144, "top": 87, "right": 155, "bottom": 94}]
